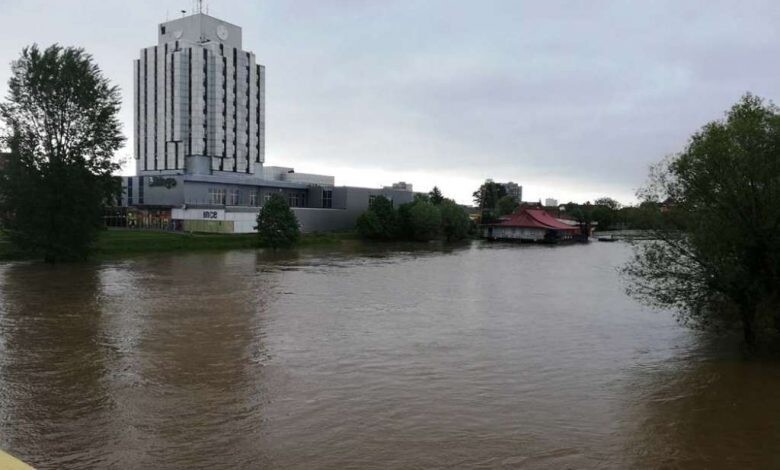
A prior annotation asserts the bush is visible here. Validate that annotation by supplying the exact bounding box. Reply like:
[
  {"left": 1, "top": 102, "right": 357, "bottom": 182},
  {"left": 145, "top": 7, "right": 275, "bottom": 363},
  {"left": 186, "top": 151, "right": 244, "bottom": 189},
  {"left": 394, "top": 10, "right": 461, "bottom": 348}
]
[
  {"left": 356, "top": 192, "right": 471, "bottom": 243},
  {"left": 439, "top": 199, "right": 470, "bottom": 242},
  {"left": 356, "top": 210, "right": 383, "bottom": 239},
  {"left": 0, "top": 45, "right": 123, "bottom": 262},
  {"left": 409, "top": 201, "right": 441, "bottom": 241},
  {"left": 355, "top": 196, "right": 398, "bottom": 239},
  {"left": 255, "top": 193, "right": 300, "bottom": 249}
]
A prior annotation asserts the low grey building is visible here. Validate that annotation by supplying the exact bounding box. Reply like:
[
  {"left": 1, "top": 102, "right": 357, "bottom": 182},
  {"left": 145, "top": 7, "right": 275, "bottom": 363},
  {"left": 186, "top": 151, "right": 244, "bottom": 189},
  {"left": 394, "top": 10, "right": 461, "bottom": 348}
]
[{"left": 120, "top": 170, "right": 413, "bottom": 233}]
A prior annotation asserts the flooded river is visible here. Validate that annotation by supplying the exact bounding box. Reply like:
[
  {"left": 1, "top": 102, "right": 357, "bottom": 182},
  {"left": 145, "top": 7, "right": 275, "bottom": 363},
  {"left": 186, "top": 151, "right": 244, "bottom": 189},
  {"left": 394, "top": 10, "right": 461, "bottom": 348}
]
[{"left": 0, "top": 241, "right": 779, "bottom": 469}]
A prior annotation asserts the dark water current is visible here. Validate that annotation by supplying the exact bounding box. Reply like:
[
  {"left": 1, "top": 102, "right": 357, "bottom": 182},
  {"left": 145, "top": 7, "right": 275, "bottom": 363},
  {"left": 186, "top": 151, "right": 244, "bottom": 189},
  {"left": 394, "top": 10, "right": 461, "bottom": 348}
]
[{"left": 0, "top": 241, "right": 779, "bottom": 469}]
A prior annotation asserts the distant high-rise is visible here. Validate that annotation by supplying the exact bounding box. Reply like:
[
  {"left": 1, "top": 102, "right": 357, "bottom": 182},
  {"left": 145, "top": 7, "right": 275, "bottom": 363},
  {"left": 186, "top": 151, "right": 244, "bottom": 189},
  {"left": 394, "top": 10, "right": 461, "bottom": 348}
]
[
  {"left": 500, "top": 182, "right": 522, "bottom": 202},
  {"left": 545, "top": 198, "right": 558, "bottom": 207},
  {"left": 134, "top": 13, "right": 265, "bottom": 176}
]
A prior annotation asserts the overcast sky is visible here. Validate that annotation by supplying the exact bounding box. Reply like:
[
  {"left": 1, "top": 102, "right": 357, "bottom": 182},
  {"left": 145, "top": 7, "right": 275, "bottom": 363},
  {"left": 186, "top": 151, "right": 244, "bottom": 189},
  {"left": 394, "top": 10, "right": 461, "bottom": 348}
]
[{"left": 2, "top": 1, "right": 779, "bottom": 205}]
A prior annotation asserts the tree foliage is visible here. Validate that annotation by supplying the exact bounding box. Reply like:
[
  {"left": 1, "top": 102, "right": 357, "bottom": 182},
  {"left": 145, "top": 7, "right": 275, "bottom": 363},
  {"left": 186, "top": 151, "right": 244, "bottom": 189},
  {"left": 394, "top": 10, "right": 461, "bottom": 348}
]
[
  {"left": 594, "top": 197, "right": 621, "bottom": 210},
  {"left": 497, "top": 195, "right": 518, "bottom": 216},
  {"left": 439, "top": 199, "right": 471, "bottom": 242},
  {"left": 623, "top": 94, "right": 780, "bottom": 348},
  {"left": 255, "top": 193, "right": 300, "bottom": 249},
  {"left": 472, "top": 180, "right": 507, "bottom": 210},
  {"left": 408, "top": 200, "right": 441, "bottom": 241},
  {"left": 357, "top": 191, "right": 470, "bottom": 243},
  {"left": 0, "top": 44, "right": 123, "bottom": 262},
  {"left": 428, "top": 186, "right": 444, "bottom": 205},
  {"left": 356, "top": 195, "right": 399, "bottom": 239}
]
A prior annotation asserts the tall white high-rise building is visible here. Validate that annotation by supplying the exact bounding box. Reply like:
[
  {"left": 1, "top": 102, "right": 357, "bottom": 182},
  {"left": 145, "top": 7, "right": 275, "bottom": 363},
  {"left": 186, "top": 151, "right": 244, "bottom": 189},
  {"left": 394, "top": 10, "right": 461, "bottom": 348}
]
[{"left": 134, "top": 13, "right": 265, "bottom": 176}]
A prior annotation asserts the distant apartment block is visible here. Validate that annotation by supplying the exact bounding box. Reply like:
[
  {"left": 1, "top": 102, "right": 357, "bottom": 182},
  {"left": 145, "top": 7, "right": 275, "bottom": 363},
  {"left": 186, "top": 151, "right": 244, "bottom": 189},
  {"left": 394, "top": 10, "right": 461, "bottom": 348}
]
[
  {"left": 384, "top": 181, "right": 414, "bottom": 192},
  {"left": 545, "top": 198, "right": 558, "bottom": 207},
  {"left": 500, "top": 182, "right": 522, "bottom": 202}
]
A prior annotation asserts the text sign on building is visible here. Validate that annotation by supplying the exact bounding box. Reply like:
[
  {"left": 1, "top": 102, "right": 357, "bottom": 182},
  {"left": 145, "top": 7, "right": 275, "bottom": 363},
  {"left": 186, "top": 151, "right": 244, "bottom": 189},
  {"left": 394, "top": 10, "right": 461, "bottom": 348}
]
[
  {"left": 202, "top": 211, "right": 219, "bottom": 219},
  {"left": 147, "top": 176, "right": 177, "bottom": 189}
]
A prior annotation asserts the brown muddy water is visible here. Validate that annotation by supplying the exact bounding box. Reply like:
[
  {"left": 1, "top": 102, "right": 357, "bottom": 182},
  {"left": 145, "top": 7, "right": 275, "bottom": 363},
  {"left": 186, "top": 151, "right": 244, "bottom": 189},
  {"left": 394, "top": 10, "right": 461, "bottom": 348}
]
[{"left": 0, "top": 241, "right": 778, "bottom": 469}]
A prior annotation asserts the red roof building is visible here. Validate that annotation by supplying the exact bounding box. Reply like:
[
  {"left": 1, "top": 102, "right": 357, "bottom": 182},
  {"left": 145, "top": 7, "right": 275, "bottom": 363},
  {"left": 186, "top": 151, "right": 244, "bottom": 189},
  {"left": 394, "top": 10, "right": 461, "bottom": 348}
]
[{"left": 483, "top": 207, "right": 579, "bottom": 242}]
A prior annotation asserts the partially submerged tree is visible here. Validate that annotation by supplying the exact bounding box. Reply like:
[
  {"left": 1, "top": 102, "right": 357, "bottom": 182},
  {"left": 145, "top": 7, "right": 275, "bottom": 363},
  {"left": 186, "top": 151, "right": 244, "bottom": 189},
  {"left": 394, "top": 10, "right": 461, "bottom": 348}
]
[
  {"left": 408, "top": 200, "right": 441, "bottom": 241},
  {"left": 357, "top": 190, "right": 470, "bottom": 243},
  {"left": 623, "top": 94, "right": 780, "bottom": 348},
  {"left": 0, "top": 44, "right": 124, "bottom": 262},
  {"left": 255, "top": 193, "right": 300, "bottom": 249},
  {"left": 356, "top": 195, "right": 398, "bottom": 240},
  {"left": 564, "top": 201, "right": 594, "bottom": 237},
  {"left": 439, "top": 199, "right": 470, "bottom": 242}
]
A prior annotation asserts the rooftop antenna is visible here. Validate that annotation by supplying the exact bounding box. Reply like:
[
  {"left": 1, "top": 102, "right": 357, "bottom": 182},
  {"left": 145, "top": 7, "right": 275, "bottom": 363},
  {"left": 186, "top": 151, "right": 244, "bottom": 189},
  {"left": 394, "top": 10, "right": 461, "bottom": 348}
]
[
  {"left": 196, "top": 0, "right": 203, "bottom": 14},
  {"left": 180, "top": 9, "right": 186, "bottom": 17}
]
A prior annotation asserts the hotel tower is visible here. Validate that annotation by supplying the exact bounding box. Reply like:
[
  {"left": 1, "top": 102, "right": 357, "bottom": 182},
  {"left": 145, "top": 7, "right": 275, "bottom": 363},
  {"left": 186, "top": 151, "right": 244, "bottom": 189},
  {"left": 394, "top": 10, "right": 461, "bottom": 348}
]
[{"left": 134, "top": 13, "right": 265, "bottom": 176}]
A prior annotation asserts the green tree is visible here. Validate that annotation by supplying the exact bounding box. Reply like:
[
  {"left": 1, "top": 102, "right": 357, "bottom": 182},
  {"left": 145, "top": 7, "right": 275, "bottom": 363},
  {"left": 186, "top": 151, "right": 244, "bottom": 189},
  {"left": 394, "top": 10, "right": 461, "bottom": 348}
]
[
  {"left": 473, "top": 179, "right": 507, "bottom": 223},
  {"left": 408, "top": 200, "right": 441, "bottom": 241},
  {"left": 472, "top": 179, "right": 507, "bottom": 211},
  {"left": 355, "top": 195, "right": 398, "bottom": 239},
  {"left": 594, "top": 197, "right": 621, "bottom": 210},
  {"left": 414, "top": 193, "right": 430, "bottom": 203},
  {"left": 439, "top": 199, "right": 470, "bottom": 242},
  {"left": 563, "top": 202, "right": 594, "bottom": 236},
  {"left": 255, "top": 193, "right": 300, "bottom": 249},
  {"left": 623, "top": 94, "right": 780, "bottom": 348},
  {"left": 0, "top": 45, "right": 123, "bottom": 262},
  {"left": 396, "top": 201, "right": 415, "bottom": 240},
  {"left": 497, "top": 195, "right": 518, "bottom": 216},
  {"left": 429, "top": 186, "right": 444, "bottom": 205}
]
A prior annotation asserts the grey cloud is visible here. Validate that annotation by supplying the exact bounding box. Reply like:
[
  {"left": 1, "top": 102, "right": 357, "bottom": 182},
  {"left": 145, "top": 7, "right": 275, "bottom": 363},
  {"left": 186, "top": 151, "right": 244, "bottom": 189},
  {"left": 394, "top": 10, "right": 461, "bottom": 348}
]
[{"left": 1, "top": 0, "right": 779, "bottom": 204}]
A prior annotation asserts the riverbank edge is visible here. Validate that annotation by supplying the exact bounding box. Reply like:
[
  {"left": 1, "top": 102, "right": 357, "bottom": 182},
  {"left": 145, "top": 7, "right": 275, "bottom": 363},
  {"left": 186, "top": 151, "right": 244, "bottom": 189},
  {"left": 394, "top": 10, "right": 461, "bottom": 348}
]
[{"left": 0, "top": 229, "right": 361, "bottom": 261}]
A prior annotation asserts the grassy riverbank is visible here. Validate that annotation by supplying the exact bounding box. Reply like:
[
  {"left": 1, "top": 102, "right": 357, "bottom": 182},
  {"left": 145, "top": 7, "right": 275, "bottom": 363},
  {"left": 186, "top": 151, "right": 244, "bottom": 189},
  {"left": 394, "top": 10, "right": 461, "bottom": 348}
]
[{"left": 0, "top": 229, "right": 360, "bottom": 261}]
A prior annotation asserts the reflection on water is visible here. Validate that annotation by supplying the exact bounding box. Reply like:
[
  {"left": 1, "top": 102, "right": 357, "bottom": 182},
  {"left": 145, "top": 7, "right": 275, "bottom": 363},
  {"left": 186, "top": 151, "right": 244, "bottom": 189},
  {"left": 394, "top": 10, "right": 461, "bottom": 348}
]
[{"left": 0, "top": 241, "right": 777, "bottom": 469}]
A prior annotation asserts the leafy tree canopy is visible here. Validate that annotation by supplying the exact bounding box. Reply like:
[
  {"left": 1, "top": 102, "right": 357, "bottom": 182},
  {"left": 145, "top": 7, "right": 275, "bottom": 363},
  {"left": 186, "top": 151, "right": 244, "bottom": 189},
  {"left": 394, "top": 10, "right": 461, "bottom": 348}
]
[
  {"left": 357, "top": 191, "right": 470, "bottom": 243},
  {"left": 623, "top": 94, "right": 780, "bottom": 349},
  {"left": 497, "top": 194, "right": 518, "bottom": 216},
  {"left": 356, "top": 195, "right": 398, "bottom": 240},
  {"left": 0, "top": 44, "right": 123, "bottom": 262},
  {"left": 255, "top": 193, "right": 300, "bottom": 249},
  {"left": 472, "top": 179, "right": 507, "bottom": 210},
  {"left": 439, "top": 199, "right": 470, "bottom": 242},
  {"left": 408, "top": 200, "right": 441, "bottom": 241},
  {"left": 429, "top": 186, "right": 444, "bottom": 205}
]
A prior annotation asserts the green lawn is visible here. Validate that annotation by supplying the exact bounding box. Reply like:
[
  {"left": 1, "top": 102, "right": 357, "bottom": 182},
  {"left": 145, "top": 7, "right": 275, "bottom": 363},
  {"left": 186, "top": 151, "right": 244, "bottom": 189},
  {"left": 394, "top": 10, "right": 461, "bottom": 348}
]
[{"left": 0, "top": 229, "right": 360, "bottom": 261}]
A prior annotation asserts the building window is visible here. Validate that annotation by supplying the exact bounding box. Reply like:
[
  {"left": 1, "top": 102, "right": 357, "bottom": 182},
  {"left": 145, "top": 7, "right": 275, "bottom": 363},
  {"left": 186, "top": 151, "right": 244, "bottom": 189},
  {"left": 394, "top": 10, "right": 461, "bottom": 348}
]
[
  {"left": 208, "top": 188, "right": 226, "bottom": 205},
  {"left": 264, "top": 193, "right": 272, "bottom": 204},
  {"left": 138, "top": 177, "right": 144, "bottom": 205},
  {"left": 127, "top": 177, "right": 133, "bottom": 205},
  {"left": 249, "top": 191, "right": 258, "bottom": 206},
  {"left": 290, "top": 193, "right": 305, "bottom": 207},
  {"left": 322, "top": 190, "right": 332, "bottom": 208},
  {"left": 228, "top": 189, "right": 239, "bottom": 206}
]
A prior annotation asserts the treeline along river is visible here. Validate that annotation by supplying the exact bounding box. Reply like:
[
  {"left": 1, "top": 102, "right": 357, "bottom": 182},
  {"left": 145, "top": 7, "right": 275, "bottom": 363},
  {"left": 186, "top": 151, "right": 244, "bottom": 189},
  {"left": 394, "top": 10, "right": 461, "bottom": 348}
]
[{"left": 0, "top": 241, "right": 778, "bottom": 469}]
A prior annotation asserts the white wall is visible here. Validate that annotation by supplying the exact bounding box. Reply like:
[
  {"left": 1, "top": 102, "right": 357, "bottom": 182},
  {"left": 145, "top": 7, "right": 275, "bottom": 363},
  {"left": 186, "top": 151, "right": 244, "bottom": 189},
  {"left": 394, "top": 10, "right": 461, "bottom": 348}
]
[{"left": 172, "top": 206, "right": 355, "bottom": 233}]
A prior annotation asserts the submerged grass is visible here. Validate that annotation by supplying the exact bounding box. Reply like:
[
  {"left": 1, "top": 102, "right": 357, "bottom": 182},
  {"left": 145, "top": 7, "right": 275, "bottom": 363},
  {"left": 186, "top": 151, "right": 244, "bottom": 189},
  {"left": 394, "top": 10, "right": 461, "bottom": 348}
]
[{"left": 0, "top": 229, "right": 359, "bottom": 261}]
